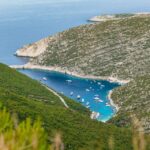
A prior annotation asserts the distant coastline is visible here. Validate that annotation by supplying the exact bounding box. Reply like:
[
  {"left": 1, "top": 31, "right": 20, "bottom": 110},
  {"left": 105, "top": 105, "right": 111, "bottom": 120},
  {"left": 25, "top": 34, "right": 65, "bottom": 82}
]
[{"left": 88, "top": 12, "right": 150, "bottom": 22}]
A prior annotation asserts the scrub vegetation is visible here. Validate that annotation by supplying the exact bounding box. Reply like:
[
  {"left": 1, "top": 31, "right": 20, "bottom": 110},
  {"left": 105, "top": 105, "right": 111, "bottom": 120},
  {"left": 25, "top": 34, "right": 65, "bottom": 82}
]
[
  {"left": 30, "top": 15, "right": 150, "bottom": 80},
  {"left": 21, "top": 14, "right": 150, "bottom": 133},
  {"left": 1, "top": 63, "right": 150, "bottom": 150},
  {"left": 110, "top": 75, "right": 150, "bottom": 133}
]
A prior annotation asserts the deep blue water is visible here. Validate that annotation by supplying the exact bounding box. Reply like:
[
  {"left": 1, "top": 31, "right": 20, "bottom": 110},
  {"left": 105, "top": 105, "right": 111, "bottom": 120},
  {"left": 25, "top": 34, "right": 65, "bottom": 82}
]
[
  {"left": 0, "top": 0, "right": 150, "bottom": 121},
  {"left": 19, "top": 69, "right": 120, "bottom": 121}
]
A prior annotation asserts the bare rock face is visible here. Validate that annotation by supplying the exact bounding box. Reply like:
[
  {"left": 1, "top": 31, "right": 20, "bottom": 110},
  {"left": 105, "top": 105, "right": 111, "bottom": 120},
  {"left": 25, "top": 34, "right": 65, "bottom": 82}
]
[
  {"left": 15, "top": 38, "right": 49, "bottom": 57},
  {"left": 27, "top": 15, "right": 150, "bottom": 80},
  {"left": 16, "top": 14, "right": 150, "bottom": 80}
]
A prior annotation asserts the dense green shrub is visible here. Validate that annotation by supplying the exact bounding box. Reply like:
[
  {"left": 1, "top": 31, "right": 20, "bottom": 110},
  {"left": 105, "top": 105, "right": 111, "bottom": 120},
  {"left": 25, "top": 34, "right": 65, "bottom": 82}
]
[
  {"left": 0, "top": 108, "right": 49, "bottom": 150},
  {"left": 0, "top": 63, "right": 150, "bottom": 150}
]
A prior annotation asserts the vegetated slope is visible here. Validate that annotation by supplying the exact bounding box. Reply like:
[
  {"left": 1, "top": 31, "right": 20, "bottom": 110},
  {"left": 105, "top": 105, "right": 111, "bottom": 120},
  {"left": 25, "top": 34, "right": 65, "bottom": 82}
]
[
  {"left": 89, "top": 13, "right": 136, "bottom": 22},
  {"left": 110, "top": 75, "right": 150, "bottom": 133},
  {"left": 0, "top": 63, "right": 89, "bottom": 115},
  {"left": 0, "top": 108, "right": 50, "bottom": 150},
  {"left": 17, "top": 14, "right": 150, "bottom": 133},
  {"left": 0, "top": 63, "right": 139, "bottom": 150},
  {"left": 26, "top": 15, "right": 150, "bottom": 80}
]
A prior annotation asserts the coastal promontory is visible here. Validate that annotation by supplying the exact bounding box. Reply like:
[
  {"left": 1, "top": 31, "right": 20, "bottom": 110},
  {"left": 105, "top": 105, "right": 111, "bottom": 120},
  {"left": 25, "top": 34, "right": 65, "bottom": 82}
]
[{"left": 16, "top": 14, "right": 150, "bottom": 133}]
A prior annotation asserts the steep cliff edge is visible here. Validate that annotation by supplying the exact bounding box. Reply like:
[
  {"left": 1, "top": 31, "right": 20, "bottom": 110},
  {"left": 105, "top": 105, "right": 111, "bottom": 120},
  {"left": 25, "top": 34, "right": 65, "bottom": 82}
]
[
  {"left": 16, "top": 14, "right": 150, "bottom": 80},
  {"left": 15, "top": 35, "right": 60, "bottom": 57}
]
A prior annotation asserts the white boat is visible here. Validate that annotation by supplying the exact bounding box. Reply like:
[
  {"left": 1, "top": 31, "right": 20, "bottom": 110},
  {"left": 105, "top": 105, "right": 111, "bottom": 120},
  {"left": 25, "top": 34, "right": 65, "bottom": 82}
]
[
  {"left": 81, "top": 98, "right": 85, "bottom": 103},
  {"left": 94, "top": 97, "right": 103, "bottom": 102},
  {"left": 43, "top": 77, "right": 47, "bottom": 81},
  {"left": 97, "top": 82, "right": 101, "bottom": 85},
  {"left": 101, "top": 85, "right": 105, "bottom": 87},
  {"left": 77, "top": 95, "right": 81, "bottom": 99},
  {"left": 106, "top": 103, "right": 111, "bottom": 106},
  {"left": 86, "top": 89, "right": 90, "bottom": 92},
  {"left": 86, "top": 102, "right": 90, "bottom": 105},
  {"left": 94, "top": 97, "right": 100, "bottom": 100},
  {"left": 100, "top": 85, "right": 105, "bottom": 89},
  {"left": 70, "top": 92, "right": 74, "bottom": 96},
  {"left": 94, "top": 94, "right": 99, "bottom": 97},
  {"left": 66, "top": 80, "right": 72, "bottom": 83},
  {"left": 98, "top": 99, "right": 103, "bottom": 103}
]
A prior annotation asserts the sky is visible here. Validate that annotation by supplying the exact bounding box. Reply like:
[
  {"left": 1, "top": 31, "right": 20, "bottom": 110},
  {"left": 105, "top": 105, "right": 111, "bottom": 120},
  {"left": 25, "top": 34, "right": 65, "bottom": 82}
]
[
  {"left": 0, "top": 0, "right": 150, "bottom": 6},
  {"left": 0, "top": 0, "right": 150, "bottom": 13}
]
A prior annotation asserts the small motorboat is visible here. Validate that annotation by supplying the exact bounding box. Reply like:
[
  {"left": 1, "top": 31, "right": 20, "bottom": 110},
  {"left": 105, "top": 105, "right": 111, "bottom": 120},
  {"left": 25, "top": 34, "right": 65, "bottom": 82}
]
[
  {"left": 86, "top": 102, "right": 90, "bottom": 105},
  {"left": 86, "top": 89, "right": 90, "bottom": 92},
  {"left": 97, "top": 99, "right": 103, "bottom": 103},
  {"left": 100, "top": 85, "right": 105, "bottom": 89},
  {"left": 97, "top": 82, "right": 101, "bottom": 85},
  {"left": 77, "top": 95, "right": 81, "bottom": 99},
  {"left": 70, "top": 92, "right": 74, "bottom": 96},
  {"left": 43, "top": 77, "right": 47, "bottom": 81},
  {"left": 101, "top": 85, "right": 105, "bottom": 87},
  {"left": 66, "top": 80, "right": 72, "bottom": 83},
  {"left": 94, "top": 94, "right": 99, "bottom": 97},
  {"left": 81, "top": 98, "right": 85, "bottom": 103},
  {"left": 94, "top": 96, "right": 103, "bottom": 102},
  {"left": 94, "top": 97, "right": 100, "bottom": 100},
  {"left": 106, "top": 103, "right": 111, "bottom": 106}
]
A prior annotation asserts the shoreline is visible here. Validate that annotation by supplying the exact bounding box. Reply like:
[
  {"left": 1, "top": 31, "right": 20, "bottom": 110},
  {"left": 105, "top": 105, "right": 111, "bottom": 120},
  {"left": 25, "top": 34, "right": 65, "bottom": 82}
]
[
  {"left": 88, "top": 12, "right": 150, "bottom": 22},
  {"left": 108, "top": 90, "right": 120, "bottom": 112},
  {"left": 10, "top": 63, "right": 124, "bottom": 118},
  {"left": 10, "top": 63, "right": 128, "bottom": 114},
  {"left": 10, "top": 63, "right": 130, "bottom": 85}
]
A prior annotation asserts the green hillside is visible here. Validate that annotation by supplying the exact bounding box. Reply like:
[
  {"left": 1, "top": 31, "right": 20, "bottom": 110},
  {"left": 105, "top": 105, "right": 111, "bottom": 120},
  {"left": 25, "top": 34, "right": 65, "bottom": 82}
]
[
  {"left": 20, "top": 14, "right": 150, "bottom": 134},
  {"left": 0, "top": 108, "right": 50, "bottom": 150},
  {"left": 0, "top": 63, "right": 142, "bottom": 150},
  {"left": 0, "top": 63, "right": 89, "bottom": 116},
  {"left": 30, "top": 15, "right": 150, "bottom": 80},
  {"left": 110, "top": 75, "right": 150, "bottom": 133}
]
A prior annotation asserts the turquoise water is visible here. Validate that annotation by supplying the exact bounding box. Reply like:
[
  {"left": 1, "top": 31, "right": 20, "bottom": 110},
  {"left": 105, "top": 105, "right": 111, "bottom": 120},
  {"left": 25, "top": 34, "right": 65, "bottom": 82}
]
[
  {"left": 0, "top": 0, "right": 150, "bottom": 121},
  {"left": 19, "top": 69, "right": 120, "bottom": 121}
]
